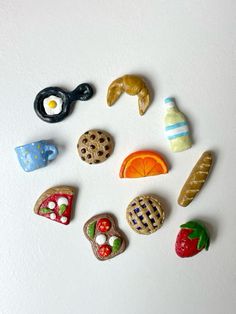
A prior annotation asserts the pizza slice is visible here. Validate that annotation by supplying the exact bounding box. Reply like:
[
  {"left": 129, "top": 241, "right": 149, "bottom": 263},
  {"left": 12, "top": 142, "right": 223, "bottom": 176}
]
[{"left": 34, "top": 186, "right": 75, "bottom": 225}]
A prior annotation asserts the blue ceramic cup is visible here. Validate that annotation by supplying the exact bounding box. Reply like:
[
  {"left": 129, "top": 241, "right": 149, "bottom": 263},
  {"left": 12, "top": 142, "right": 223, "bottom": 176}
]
[{"left": 15, "top": 140, "right": 58, "bottom": 172}]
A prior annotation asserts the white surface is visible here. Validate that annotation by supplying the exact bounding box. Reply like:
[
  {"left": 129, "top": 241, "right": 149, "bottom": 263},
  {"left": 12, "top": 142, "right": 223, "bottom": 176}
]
[{"left": 0, "top": 1, "right": 235, "bottom": 314}]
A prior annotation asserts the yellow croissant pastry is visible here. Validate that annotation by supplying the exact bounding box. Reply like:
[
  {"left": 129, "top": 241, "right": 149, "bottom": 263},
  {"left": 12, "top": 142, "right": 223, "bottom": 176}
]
[{"left": 107, "top": 74, "right": 150, "bottom": 115}]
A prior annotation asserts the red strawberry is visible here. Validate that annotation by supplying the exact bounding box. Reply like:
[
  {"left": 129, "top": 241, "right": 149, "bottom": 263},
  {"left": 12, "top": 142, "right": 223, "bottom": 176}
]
[{"left": 175, "top": 221, "right": 210, "bottom": 258}]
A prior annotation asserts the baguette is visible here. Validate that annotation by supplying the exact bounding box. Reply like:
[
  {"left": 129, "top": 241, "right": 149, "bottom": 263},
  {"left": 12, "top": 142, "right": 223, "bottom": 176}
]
[{"left": 178, "top": 151, "right": 213, "bottom": 207}]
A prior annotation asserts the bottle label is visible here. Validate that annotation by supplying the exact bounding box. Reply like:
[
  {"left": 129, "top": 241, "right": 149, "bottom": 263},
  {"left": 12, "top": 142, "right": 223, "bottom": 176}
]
[{"left": 165, "top": 121, "right": 189, "bottom": 140}]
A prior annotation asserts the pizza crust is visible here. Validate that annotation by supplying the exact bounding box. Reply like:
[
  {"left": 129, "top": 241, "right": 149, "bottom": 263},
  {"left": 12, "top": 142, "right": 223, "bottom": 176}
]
[{"left": 34, "top": 186, "right": 74, "bottom": 214}]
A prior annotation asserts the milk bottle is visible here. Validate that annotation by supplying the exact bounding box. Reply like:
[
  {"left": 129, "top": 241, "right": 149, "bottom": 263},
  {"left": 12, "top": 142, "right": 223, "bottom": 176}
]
[{"left": 164, "top": 97, "right": 192, "bottom": 152}]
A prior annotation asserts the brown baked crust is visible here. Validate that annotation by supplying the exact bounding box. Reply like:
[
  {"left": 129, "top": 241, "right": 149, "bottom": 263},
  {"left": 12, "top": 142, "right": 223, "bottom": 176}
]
[
  {"left": 126, "top": 195, "right": 165, "bottom": 235},
  {"left": 178, "top": 151, "right": 213, "bottom": 207},
  {"left": 83, "top": 213, "right": 126, "bottom": 261},
  {"left": 34, "top": 186, "right": 74, "bottom": 214}
]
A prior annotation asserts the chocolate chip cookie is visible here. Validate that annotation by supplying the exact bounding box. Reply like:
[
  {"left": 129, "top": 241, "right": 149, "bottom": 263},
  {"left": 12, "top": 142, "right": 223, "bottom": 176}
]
[{"left": 77, "top": 129, "right": 114, "bottom": 164}]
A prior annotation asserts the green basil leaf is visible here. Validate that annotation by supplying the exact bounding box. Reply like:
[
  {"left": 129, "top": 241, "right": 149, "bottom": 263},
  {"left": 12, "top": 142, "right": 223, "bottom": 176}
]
[
  {"left": 59, "top": 204, "right": 67, "bottom": 216},
  {"left": 39, "top": 208, "right": 53, "bottom": 214},
  {"left": 112, "top": 238, "right": 121, "bottom": 253},
  {"left": 87, "top": 221, "right": 96, "bottom": 239}
]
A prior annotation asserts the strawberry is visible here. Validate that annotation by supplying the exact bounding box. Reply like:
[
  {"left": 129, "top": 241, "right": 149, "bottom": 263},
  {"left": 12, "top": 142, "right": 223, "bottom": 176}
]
[{"left": 175, "top": 221, "right": 210, "bottom": 258}]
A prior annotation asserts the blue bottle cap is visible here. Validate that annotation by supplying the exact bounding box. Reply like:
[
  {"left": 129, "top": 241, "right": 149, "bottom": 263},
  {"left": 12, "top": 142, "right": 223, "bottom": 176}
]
[{"left": 164, "top": 97, "right": 175, "bottom": 104}]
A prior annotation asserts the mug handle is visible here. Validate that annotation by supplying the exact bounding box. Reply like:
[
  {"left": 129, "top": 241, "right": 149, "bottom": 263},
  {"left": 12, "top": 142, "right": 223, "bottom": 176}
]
[{"left": 44, "top": 144, "right": 58, "bottom": 161}]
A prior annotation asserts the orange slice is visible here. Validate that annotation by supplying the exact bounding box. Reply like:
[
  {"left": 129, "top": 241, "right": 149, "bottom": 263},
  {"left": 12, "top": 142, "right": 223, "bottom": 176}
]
[{"left": 119, "top": 150, "right": 168, "bottom": 178}]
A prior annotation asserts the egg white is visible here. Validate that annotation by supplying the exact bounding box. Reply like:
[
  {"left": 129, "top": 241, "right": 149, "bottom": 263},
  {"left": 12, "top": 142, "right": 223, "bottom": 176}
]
[{"left": 43, "top": 95, "right": 63, "bottom": 115}]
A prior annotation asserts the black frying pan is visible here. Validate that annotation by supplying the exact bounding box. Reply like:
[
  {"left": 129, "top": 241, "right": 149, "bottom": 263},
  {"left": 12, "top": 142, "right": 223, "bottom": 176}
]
[{"left": 34, "top": 83, "right": 93, "bottom": 123}]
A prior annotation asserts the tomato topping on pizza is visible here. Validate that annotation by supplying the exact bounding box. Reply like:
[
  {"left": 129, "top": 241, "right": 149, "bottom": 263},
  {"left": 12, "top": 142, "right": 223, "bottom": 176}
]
[{"left": 34, "top": 186, "right": 74, "bottom": 225}]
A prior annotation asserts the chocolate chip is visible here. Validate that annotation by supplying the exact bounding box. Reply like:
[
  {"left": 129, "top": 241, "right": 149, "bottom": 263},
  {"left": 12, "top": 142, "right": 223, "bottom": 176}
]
[
  {"left": 84, "top": 131, "right": 89, "bottom": 135},
  {"left": 107, "top": 137, "right": 110, "bottom": 142},
  {"left": 90, "top": 134, "right": 96, "bottom": 140},
  {"left": 97, "top": 131, "right": 102, "bottom": 134},
  {"left": 90, "top": 145, "right": 95, "bottom": 149},
  {"left": 105, "top": 145, "right": 109, "bottom": 150},
  {"left": 81, "top": 148, "right": 86, "bottom": 154},
  {"left": 94, "top": 160, "right": 100, "bottom": 163},
  {"left": 82, "top": 139, "right": 88, "bottom": 144},
  {"left": 81, "top": 157, "right": 85, "bottom": 161},
  {"left": 87, "top": 154, "right": 92, "bottom": 159},
  {"left": 105, "top": 153, "right": 110, "bottom": 158},
  {"left": 99, "top": 138, "right": 105, "bottom": 143},
  {"left": 97, "top": 151, "right": 103, "bottom": 156}
]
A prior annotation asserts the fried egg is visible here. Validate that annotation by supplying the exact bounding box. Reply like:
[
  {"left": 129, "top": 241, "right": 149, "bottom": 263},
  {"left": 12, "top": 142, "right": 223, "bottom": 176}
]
[{"left": 43, "top": 95, "right": 63, "bottom": 115}]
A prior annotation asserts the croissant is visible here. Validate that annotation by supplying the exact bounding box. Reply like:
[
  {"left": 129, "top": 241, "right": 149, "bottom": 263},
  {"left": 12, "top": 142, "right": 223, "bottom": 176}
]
[
  {"left": 107, "top": 75, "right": 150, "bottom": 115},
  {"left": 178, "top": 151, "right": 213, "bottom": 207}
]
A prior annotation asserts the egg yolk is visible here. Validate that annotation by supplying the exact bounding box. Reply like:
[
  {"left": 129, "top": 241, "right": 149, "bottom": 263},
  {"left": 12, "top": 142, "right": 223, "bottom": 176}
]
[{"left": 48, "top": 100, "right": 57, "bottom": 108}]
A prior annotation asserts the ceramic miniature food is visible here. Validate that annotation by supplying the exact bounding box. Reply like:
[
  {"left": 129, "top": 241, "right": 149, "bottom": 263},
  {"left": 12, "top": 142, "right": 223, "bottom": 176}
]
[
  {"left": 119, "top": 150, "right": 168, "bottom": 178},
  {"left": 178, "top": 151, "right": 213, "bottom": 207},
  {"left": 34, "top": 83, "right": 93, "bottom": 123},
  {"left": 84, "top": 214, "right": 126, "bottom": 261},
  {"left": 126, "top": 195, "right": 165, "bottom": 235},
  {"left": 34, "top": 186, "right": 75, "bottom": 225},
  {"left": 107, "top": 74, "right": 151, "bottom": 115},
  {"left": 15, "top": 140, "right": 58, "bottom": 172},
  {"left": 77, "top": 129, "right": 114, "bottom": 164},
  {"left": 164, "top": 97, "right": 192, "bottom": 152},
  {"left": 175, "top": 221, "right": 210, "bottom": 258}
]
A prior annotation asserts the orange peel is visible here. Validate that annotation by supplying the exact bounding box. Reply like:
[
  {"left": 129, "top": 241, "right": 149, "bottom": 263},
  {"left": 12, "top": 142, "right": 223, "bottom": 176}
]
[{"left": 119, "top": 150, "right": 168, "bottom": 178}]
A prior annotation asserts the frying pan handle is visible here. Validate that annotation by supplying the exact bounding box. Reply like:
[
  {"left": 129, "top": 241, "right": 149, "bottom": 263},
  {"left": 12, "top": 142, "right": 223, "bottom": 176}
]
[{"left": 68, "top": 83, "right": 93, "bottom": 102}]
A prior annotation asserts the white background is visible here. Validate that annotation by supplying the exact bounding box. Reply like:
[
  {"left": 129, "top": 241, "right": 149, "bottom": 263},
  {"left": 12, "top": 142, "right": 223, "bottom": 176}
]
[{"left": 0, "top": 1, "right": 235, "bottom": 313}]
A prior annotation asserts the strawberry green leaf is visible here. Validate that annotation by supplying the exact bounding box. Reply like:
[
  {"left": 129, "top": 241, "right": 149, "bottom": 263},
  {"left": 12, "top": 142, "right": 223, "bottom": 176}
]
[
  {"left": 180, "top": 221, "right": 200, "bottom": 230},
  {"left": 205, "top": 237, "right": 210, "bottom": 250},
  {"left": 188, "top": 230, "right": 201, "bottom": 239},
  {"left": 112, "top": 238, "right": 121, "bottom": 253},
  {"left": 181, "top": 221, "right": 210, "bottom": 251},
  {"left": 39, "top": 208, "right": 53, "bottom": 214},
  {"left": 59, "top": 204, "right": 67, "bottom": 216},
  {"left": 198, "top": 233, "right": 207, "bottom": 250},
  {"left": 87, "top": 221, "right": 96, "bottom": 239}
]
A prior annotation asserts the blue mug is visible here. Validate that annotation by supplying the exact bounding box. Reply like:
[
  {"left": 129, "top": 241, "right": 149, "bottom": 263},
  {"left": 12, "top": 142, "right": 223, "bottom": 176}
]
[{"left": 15, "top": 140, "right": 58, "bottom": 172}]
